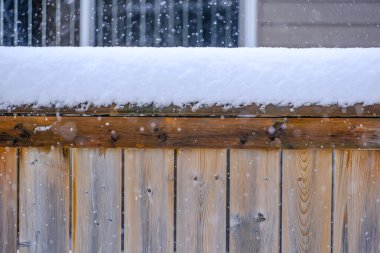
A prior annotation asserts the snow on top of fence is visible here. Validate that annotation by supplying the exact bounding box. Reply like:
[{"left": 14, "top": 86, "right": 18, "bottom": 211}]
[{"left": 0, "top": 47, "right": 379, "bottom": 109}]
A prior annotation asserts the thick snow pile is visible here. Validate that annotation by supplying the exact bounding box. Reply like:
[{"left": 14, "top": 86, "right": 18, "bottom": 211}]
[{"left": 0, "top": 47, "right": 379, "bottom": 108}]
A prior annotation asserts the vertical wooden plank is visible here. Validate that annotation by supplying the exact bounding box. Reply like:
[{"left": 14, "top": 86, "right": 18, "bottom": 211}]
[
  {"left": 19, "top": 147, "right": 70, "bottom": 253},
  {"left": 0, "top": 148, "right": 17, "bottom": 253},
  {"left": 72, "top": 148, "right": 121, "bottom": 253},
  {"left": 282, "top": 149, "right": 332, "bottom": 253},
  {"left": 177, "top": 149, "right": 226, "bottom": 253},
  {"left": 124, "top": 149, "right": 174, "bottom": 253},
  {"left": 230, "top": 149, "right": 280, "bottom": 253},
  {"left": 334, "top": 150, "right": 380, "bottom": 253}
]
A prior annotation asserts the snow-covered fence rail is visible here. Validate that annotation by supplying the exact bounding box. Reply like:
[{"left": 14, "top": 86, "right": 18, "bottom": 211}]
[{"left": 0, "top": 106, "right": 380, "bottom": 253}]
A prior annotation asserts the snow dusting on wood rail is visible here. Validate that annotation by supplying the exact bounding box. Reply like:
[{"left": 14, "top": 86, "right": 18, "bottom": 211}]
[{"left": 2, "top": 103, "right": 380, "bottom": 117}]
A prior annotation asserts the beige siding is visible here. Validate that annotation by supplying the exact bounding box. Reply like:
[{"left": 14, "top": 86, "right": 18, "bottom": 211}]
[{"left": 258, "top": 1, "right": 380, "bottom": 47}]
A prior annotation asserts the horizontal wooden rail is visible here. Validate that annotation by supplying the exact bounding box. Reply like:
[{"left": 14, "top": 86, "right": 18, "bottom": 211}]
[
  {"left": 2, "top": 103, "right": 380, "bottom": 117},
  {"left": 0, "top": 116, "right": 379, "bottom": 148}
]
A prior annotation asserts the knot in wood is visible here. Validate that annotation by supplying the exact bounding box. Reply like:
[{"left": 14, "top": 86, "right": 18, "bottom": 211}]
[
  {"left": 267, "top": 121, "right": 287, "bottom": 142},
  {"left": 255, "top": 212, "right": 266, "bottom": 223},
  {"left": 151, "top": 127, "right": 168, "bottom": 142},
  {"left": 156, "top": 132, "right": 168, "bottom": 142},
  {"left": 19, "top": 241, "right": 32, "bottom": 247},
  {"left": 12, "top": 123, "right": 32, "bottom": 145},
  {"left": 239, "top": 134, "right": 249, "bottom": 145}
]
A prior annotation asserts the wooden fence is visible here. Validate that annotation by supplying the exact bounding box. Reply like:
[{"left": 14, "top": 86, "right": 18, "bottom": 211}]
[{"left": 0, "top": 105, "right": 379, "bottom": 252}]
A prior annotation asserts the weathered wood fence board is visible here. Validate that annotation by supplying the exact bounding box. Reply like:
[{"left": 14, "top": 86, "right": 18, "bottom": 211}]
[
  {"left": 19, "top": 148, "right": 70, "bottom": 253},
  {"left": 230, "top": 149, "right": 280, "bottom": 253},
  {"left": 72, "top": 148, "right": 122, "bottom": 253},
  {"left": 176, "top": 149, "right": 227, "bottom": 253},
  {"left": 2, "top": 117, "right": 380, "bottom": 148},
  {"left": 282, "top": 149, "right": 332, "bottom": 253},
  {"left": 0, "top": 147, "right": 17, "bottom": 252},
  {"left": 124, "top": 148, "right": 174, "bottom": 253},
  {"left": 0, "top": 144, "right": 379, "bottom": 252},
  {"left": 334, "top": 150, "right": 380, "bottom": 253}
]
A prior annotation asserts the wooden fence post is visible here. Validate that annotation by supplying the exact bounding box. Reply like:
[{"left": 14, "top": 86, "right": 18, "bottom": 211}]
[{"left": 0, "top": 147, "right": 17, "bottom": 252}]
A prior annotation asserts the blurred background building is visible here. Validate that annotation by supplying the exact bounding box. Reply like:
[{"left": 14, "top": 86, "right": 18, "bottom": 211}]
[
  {"left": 0, "top": 0, "right": 380, "bottom": 47},
  {"left": 256, "top": 0, "right": 380, "bottom": 47}
]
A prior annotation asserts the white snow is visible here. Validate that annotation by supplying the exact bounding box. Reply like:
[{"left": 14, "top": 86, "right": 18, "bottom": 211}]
[
  {"left": 34, "top": 125, "right": 52, "bottom": 133},
  {"left": 0, "top": 47, "right": 379, "bottom": 109}
]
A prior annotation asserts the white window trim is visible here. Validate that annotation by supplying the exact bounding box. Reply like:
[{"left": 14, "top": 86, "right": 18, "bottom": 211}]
[{"left": 239, "top": 0, "right": 258, "bottom": 47}]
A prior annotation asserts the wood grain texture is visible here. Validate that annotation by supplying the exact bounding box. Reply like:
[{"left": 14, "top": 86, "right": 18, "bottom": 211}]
[
  {"left": 334, "top": 150, "right": 380, "bottom": 253},
  {"left": 2, "top": 103, "right": 380, "bottom": 117},
  {"left": 282, "top": 149, "right": 332, "bottom": 253},
  {"left": 0, "top": 148, "right": 17, "bottom": 252},
  {"left": 124, "top": 149, "right": 174, "bottom": 253},
  {"left": 176, "top": 149, "right": 226, "bottom": 253},
  {"left": 72, "top": 148, "right": 122, "bottom": 253},
  {"left": 1, "top": 117, "right": 380, "bottom": 148},
  {"left": 230, "top": 149, "right": 280, "bottom": 253},
  {"left": 19, "top": 148, "right": 70, "bottom": 253}
]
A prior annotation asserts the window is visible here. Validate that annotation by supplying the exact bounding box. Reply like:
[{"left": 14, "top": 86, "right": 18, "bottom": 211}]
[
  {"left": 1, "top": 0, "right": 80, "bottom": 46},
  {"left": 0, "top": 0, "right": 240, "bottom": 47}
]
